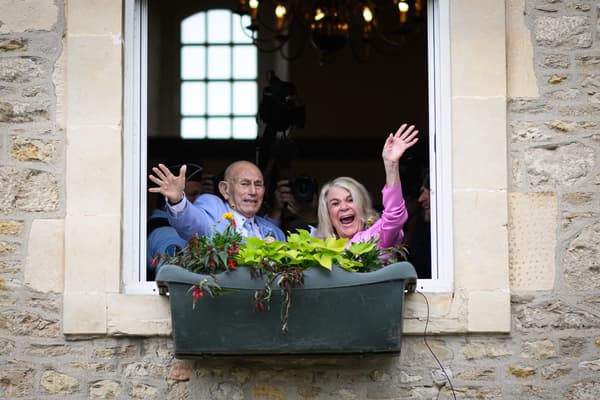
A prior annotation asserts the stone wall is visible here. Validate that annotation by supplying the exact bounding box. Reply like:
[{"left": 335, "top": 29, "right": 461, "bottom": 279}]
[{"left": 0, "top": 0, "right": 599, "bottom": 399}]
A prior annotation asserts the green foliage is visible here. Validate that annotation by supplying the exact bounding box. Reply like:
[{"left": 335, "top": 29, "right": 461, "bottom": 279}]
[
  {"left": 158, "top": 222, "right": 409, "bottom": 334},
  {"left": 159, "top": 219, "right": 242, "bottom": 275},
  {"left": 236, "top": 229, "right": 407, "bottom": 272}
]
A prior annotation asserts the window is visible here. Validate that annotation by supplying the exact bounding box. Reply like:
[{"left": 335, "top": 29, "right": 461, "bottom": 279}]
[
  {"left": 180, "top": 10, "right": 258, "bottom": 139},
  {"left": 124, "top": 0, "right": 451, "bottom": 293}
]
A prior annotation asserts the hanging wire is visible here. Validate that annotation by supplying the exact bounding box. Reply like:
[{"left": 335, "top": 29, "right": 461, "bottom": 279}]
[{"left": 416, "top": 290, "right": 457, "bottom": 400}]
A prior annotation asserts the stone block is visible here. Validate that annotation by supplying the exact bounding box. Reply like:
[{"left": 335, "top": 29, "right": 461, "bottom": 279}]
[
  {"left": 40, "top": 370, "right": 79, "bottom": 394},
  {"left": 451, "top": 0, "right": 506, "bottom": 97},
  {"left": 0, "top": 309, "right": 60, "bottom": 337},
  {"left": 524, "top": 142, "right": 594, "bottom": 189},
  {"left": 0, "top": 220, "right": 24, "bottom": 236},
  {"left": 508, "top": 192, "right": 557, "bottom": 291},
  {"left": 24, "top": 219, "right": 64, "bottom": 293},
  {"left": 10, "top": 136, "right": 57, "bottom": 163},
  {"left": 67, "top": 0, "right": 122, "bottom": 35},
  {"left": 535, "top": 16, "right": 592, "bottom": 48},
  {"left": 452, "top": 97, "right": 508, "bottom": 190},
  {"left": 507, "top": 0, "right": 538, "bottom": 98},
  {"left": 106, "top": 294, "right": 172, "bottom": 336},
  {"left": 66, "top": 36, "right": 122, "bottom": 126},
  {"left": 0, "top": 100, "right": 49, "bottom": 123},
  {"left": 563, "top": 222, "right": 600, "bottom": 290},
  {"left": 0, "top": 368, "right": 34, "bottom": 397},
  {"left": 0, "top": 38, "right": 28, "bottom": 52},
  {"left": 62, "top": 292, "right": 107, "bottom": 334},
  {"left": 468, "top": 290, "right": 511, "bottom": 332},
  {"left": 89, "top": 380, "right": 122, "bottom": 399},
  {"left": 454, "top": 190, "right": 509, "bottom": 290},
  {"left": 0, "top": 0, "right": 58, "bottom": 33},
  {"left": 65, "top": 126, "right": 121, "bottom": 216},
  {"left": 64, "top": 214, "right": 120, "bottom": 294}
]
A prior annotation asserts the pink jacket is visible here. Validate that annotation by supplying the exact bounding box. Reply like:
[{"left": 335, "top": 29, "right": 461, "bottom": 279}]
[{"left": 348, "top": 184, "right": 408, "bottom": 249}]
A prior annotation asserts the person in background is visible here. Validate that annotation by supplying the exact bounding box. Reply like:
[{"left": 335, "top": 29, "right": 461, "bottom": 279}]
[
  {"left": 406, "top": 170, "right": 432, "bottom": 278},
  {"left": 148, "top": 160, "right": 286, "bottom": 242},
  {"left": 266, "top": 176, "right": 319, "bottom": 234},
  {"left": 146, "top": 163, "right": 215, "bottom": 280},
  {"left": 315, "top": 123, "right": 418, "bottom": 250}
]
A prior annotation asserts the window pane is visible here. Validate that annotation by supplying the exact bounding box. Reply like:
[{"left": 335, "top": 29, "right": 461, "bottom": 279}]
[
  {"left": 181, "top": 46, "right": 205, "bottom": 79},
  {"left": 233, "top": 46, "right": 257, "bottom": 78},
  {"left": 232, "top": 14, "right": 253, "bottom": 43},
  {"left": 207, "top": 82, "right": 231, "bottom": 115},
  {"left": 181, "top": 13, "right": 205, "bottom": 43},
  {"left": 207, "top": 118, "right": 231, "bottom": 139},
  {"left": 181, "top": 117, "right": 206, "bottom": 139},
  {"left": 181, "top": 82, "right": 206, "bottom": 115},
  {"left": 207, "top": 10, "right": 231, "bottom": 43},
  {"left": 232, "top": 117, "right": 258, "bottom": 139},
  {"left": 207, "top": 46, "right": 231, "bottom": 79},
  {"left": 233, "top": 82, "right": 257, "bottom": 115}
]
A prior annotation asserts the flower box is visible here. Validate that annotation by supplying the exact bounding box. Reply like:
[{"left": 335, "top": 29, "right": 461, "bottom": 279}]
[{"left": 156, "top": 262, "right": 417, "bottom": 358}]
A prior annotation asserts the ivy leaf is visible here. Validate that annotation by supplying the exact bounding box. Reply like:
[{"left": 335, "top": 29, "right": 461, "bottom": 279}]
[{"left": 314, "top": 253, "right": 333, "bottom": 270}]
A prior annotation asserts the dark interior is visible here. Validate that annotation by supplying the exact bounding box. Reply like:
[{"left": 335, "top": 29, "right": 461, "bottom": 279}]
[{"left": 146, "top": 0, "right": 429, "bottom": 211}]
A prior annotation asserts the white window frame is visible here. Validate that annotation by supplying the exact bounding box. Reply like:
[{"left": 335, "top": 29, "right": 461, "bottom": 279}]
[
  {"left": 422, "top": 0, "right": 453, "bottom": 292},
  {"left": 122, "top": 0, "right": 453, "bottom": 294}
]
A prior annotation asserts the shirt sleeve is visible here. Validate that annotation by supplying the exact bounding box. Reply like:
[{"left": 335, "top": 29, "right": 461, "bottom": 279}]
[
  {"left": 166, "top": 194, "right": 224, "bottom": 240},
  {"left": 349, "top": 184, "right": 408, "bottom": 249}
]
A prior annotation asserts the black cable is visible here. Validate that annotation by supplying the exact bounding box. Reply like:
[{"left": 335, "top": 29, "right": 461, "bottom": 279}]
[{"left": 416, "top": 290, "right": 457, "bottom": 400}]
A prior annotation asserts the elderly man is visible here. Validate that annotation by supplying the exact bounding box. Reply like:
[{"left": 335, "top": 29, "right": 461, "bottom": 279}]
[{"left": 149, "top": 160, "right": 285, "bottom": 241}]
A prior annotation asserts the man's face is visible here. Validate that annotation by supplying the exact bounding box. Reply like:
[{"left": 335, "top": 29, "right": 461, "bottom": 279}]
[
  {"left": 220, "top": 163, "right": 265, "bottom": 218},
  {"left": 418, "top": 186, "right": 431, "bottom": 222}
]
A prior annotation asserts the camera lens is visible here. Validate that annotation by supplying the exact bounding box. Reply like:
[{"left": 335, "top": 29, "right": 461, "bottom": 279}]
[{"left": 290, "top": 177, "right": 316, "bottom": 203}]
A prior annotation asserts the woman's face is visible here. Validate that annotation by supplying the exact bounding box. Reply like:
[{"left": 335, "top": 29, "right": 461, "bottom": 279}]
[{"left": 326, "top": 186, "right": 362, "bottom": 238}]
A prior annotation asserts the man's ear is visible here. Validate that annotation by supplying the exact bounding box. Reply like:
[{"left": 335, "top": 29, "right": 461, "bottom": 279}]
[{"left": 218, "top": 181, "right": 229, "bottom": 200}]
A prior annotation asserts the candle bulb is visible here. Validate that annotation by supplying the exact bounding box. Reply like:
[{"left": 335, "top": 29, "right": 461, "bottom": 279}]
[
  {"left": 275, "top": 4, "right": 287, "bottom": 32},
  {"left": 249, "top": 0, "right": 259, "bottom": 21},
  {"left": 398, "top": 1, "right": 409, "bottom": 24}
]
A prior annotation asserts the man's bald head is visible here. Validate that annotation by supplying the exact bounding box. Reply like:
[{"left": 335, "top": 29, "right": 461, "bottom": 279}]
[{"left": 219, "top": 161, "right": 265, "bottom": 218}]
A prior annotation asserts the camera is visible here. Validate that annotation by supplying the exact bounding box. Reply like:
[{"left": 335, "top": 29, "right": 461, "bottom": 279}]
[
  {"left": 289, "top": 176, "right": 318, "bottom": 204},
  {"left": 259, "top": 70, "right": 306, "bottom": 132}
]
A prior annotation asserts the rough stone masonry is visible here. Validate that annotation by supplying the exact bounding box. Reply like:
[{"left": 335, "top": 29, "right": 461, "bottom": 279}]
[{"left": 1, "top": 0, "right": 600, "bottom": 399}]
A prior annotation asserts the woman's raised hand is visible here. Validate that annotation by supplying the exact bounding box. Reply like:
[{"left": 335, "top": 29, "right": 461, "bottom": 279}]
[{"left": 382, "top": 123, "right": 419, "bottom": 164}]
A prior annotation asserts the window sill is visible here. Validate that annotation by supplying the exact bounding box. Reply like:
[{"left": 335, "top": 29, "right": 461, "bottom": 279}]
[{"left": 63, "top": 287, "right": 510, "bottom": 336}]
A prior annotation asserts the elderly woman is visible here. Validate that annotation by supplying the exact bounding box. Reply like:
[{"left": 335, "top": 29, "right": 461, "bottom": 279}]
[{"left": 314, "top": 123, "right": 419, "bottom": 248}]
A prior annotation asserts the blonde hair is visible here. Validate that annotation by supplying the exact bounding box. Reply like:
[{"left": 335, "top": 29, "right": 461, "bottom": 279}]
[{"left": 315, "top": 176, "right": 380, "bottom": 239}]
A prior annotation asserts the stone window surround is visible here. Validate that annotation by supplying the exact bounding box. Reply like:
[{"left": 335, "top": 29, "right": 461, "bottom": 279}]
[{"left": 60, "top": 0, "right": 511, "bottom": 335}]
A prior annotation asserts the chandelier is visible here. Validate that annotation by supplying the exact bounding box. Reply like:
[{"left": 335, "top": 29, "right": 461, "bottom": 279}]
[{"left": 235, "top": 0, "right": 425, "bottom": 62}]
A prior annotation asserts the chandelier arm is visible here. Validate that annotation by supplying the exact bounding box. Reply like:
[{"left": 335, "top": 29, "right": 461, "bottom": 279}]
[
  {"left": 288, "top": 1, "right": 311, "bottom": 30},
  {"left": 278, "top": 39, "right": 306, "bottom": 62},
  {"left": 252, "top": 37, "right": 288, "bottom": 53},
  {"left": 256, "top": 11, "right": 281, "bottom": 34},
  {"left": 238, "top": 17, "right": 256, "bottom": 40},
  {"left": 277, "top": 20, "right": 311, "bottom": 61}
]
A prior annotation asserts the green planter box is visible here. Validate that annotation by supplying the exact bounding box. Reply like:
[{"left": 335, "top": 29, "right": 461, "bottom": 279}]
[{"left": 156, "top": 262, "right": 417, "bottom": 358}]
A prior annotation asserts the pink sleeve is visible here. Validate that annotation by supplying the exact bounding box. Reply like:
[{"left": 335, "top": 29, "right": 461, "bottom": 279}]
[{"left": 349, "top": 184, "right": 408, "bottom": 249}]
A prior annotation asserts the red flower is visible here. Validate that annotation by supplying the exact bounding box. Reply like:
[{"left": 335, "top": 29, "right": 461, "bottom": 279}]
[
  {"left": 192, "top": 285, "right": 204, "bottom": 305},
  {"left": 228, "top": 259, "right": 236, "bottom": 270},
  {"left": 151, "top": 254, "right": 160, "bottom": 268}
]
